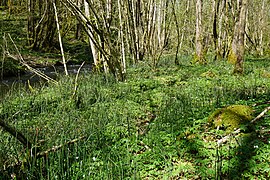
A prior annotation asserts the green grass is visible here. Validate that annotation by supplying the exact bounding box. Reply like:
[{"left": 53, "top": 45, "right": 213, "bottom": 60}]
[{"left": 0, "top": 57, "right": 270, "bottom": 179}]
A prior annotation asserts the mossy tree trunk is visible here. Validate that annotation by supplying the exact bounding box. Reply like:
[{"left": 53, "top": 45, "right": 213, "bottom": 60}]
[{"left": 229, "top": 0, "right": 248, "bottom": 74}]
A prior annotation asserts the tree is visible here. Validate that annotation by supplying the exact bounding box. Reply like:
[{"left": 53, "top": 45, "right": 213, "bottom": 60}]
[
  {"left": 228, "top": 0, "right": 248, "bottom": 74},
  {"left": 193, "top": 0, "right": 206, "bottom": 64},
  {"left": 27, "top": 0, "right": 57, "bottom": 51},
  {"left": 63, "top": 0, "right": 126, "bottom": 80}
]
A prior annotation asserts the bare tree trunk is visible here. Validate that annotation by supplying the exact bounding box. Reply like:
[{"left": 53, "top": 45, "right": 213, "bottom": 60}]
[
  {"left": 194, "top": 0, "right": 205, "bottom": 64},
  {"left": 75, "top": 0, "right": 83, "bottom": 39},
  {"left": 132, "top": 0, "right": 140, "bottom": 62},
  {"left": 84, "top": 0, "right": 99, "bottom": 68},
  {"left": 53, "top": 1, "right": 68, "bottom": 76},
  {"left": 258, "top": 0, "right": 265, "bottom": 56},
  {"left": 179, "top": 0, "right": 190, "bottom": 54},
  {"left": 217, "top": 0, "right": 226, "bottom": 59},
  {"left": 27, "top": 0, "right": 35, "bottom": 46},
  {"left": 212, "top": 0, "right": 220, "bottom": 60},
  {"left": 229, "top": 0, "right": 248, "bottom": 74},
  {"left": 171, "top": 0, "right": 180, "bottom": 65},
  {"left": 118, "top": 0, "right": 126, "bottom": 75}
]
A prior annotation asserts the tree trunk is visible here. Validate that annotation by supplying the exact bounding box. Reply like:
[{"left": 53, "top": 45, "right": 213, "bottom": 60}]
[
  {"left": 53, "top": 1, "right": 68, "bottom": 76},
  {"left": 212, "top": 0, "right": 220, "bottom": 60},
  {"left": 84, "top": 0, "right": 99, "bottom": 68},
  {"left": 258, "top": 0, "right": 265, "bottom": 56},
  {"left": 27, "top": 0, "right": 35, "bottom": 46},
  {"left": 229, "top": 0, "right": 248, "bottom": 74},
  {"left": 194, "top": 0, "right": 206, "bottom": 64},
  {"left": 117, "top": 0, "right": 126, "bottom": 76}
]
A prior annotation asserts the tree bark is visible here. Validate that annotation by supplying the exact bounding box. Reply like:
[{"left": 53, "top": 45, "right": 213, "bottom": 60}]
[
  {"left": 194, "top": 0, "right": 206, "bottom": 64},
  {"left": 53, "top": 1, "right": 68, "bottom": 76},
  {"left": 229, "top": 0, "right": 248, "bottom": 74},
  {"left": 117, "top": 0, "right": 126, "bottom": 75},
  {"left": 84, "top": 0, "right": 99, "bottom": 68}
]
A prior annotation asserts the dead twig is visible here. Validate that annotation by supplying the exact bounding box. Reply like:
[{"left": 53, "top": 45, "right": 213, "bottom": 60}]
[
  {"left": 251, "top": 106, "right": 270, "bottom": 123},
  {"left": 252, "top": 101, "right": 270, "bottom": 107},
  {"left": 72, "top": 61, "right": 85, "bottom": 98}
]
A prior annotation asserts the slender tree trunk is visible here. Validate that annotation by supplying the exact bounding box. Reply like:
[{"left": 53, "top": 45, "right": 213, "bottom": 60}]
[
  {"left": 132, "top": 0, "right": 140, "bottom": 62},
  {"left": 194, "top": 0, "right": 205, "bottom": 64},
  {"left": 84, "top": 0, "right": 99, "bottom": 68},
  {"left": 258, "top": 0, "right": 265, "bottom": 56},
  {"left": 172, "top": 0, "right": 180, "bottom": 65},
  {"left": 53, "top": 1, "right": 68, "bottom": 76},
  {"left": 75, "top": 0, "right": 83, "bottom": 39},
  {"left": 27, "top": 0, "right": 35, "bottom": 46},
  {"left": 117, "top": 0, "right": 126, "bottom": 75},
  {"left": 212, "top": 0, "right": 220, "bottom": 60},
  {"left": 179, "top": 0, "right": 190, "bottom": 53},
  {"left": 217, "top": 0, "right": 226, "bottom": 58}
]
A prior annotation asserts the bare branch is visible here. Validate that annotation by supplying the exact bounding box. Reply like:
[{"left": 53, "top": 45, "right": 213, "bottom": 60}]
[{"left": 36, "top": 136, "right": 86, "bottom": 158}]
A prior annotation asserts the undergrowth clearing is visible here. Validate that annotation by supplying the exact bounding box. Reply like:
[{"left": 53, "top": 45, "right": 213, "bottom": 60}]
[{"left": 0, "top": 57, "right": 270, "bottom": 179}]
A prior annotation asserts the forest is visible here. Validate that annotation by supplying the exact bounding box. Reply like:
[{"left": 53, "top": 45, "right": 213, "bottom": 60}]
[{"left": 0, "top": 0, "right": 270, "bottom": 179}]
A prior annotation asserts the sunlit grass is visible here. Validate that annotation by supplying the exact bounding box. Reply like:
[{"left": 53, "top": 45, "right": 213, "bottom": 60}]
[{"left": 0, "top": 57, "right": 270, "bottom": 179}]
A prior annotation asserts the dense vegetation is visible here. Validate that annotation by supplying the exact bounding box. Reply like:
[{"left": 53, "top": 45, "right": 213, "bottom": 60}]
[
  {"left": 1, "top": 1, "right": 270, "bottom": 179},
  {"left": 1, "top": 56, "right": 270, "bottom": 179}
]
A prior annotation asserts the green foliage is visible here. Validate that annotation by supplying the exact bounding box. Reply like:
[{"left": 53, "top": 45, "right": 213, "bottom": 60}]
[
  {"left": 0, "top": 57, "right": 25, "bottom": 77},
  {"left": 0, "top": 57, "right": 270, "bottom": 179},
  {"left": 200, "top": 70, "right": 217, "bottom": 78}
]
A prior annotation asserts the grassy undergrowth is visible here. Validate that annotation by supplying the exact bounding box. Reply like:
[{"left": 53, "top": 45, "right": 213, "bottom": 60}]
[{"left": 0, "top": 57, "right": 270, "bottom": 179}]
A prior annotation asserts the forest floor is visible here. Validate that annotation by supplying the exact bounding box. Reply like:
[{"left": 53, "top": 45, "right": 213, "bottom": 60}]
[{"left": 0, "top": 56, "right": 270, "bottom": 179}]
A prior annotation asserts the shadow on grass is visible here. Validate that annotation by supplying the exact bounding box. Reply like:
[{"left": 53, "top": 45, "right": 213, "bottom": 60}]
[{"left": 154, "top": 85, "right": 270, "bottom": 179}]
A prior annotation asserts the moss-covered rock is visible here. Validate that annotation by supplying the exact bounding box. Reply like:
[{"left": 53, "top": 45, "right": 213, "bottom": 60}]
[{"left": 208, "top": 105, "right": 254, "bottom": 132}]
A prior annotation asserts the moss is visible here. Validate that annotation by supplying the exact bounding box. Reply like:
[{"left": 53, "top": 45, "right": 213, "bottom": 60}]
[
  {"left": 208, "top": 105, "right": 253, "bottom": 132},
  {"left": 200, "top": 71, "right": 216, "bottom": 78},
  {"left": 228, "top": 49, "right": 237, "bottom": 65},
  {"left": 192, "top": 53, "right": 207, "bottom": 65},
  {"left": 261, "top": 70, "right": 270, "bottom": 78}
]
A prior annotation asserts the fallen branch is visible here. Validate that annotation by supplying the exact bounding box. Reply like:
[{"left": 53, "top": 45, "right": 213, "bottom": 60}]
[
  {"left": 251, "top": 106, "right": 270, "bottom": 123},
  {"left": 217, "top": 106, "right": 270, "bottom": 146},
  {"left": 36, "top": 135, "right": 86, "bottom": 158},
  {"left": 0, "top": 119, "right": 32, "bottom": 150},
  {"left": 6, "top": 33, "right": 58, "bottom": 84},
  {"left": 0, "top": 118, "right": 86, "bottom": 159},
  {"left": 252, "top": 101, "right": 270, "bottom": 107}
]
